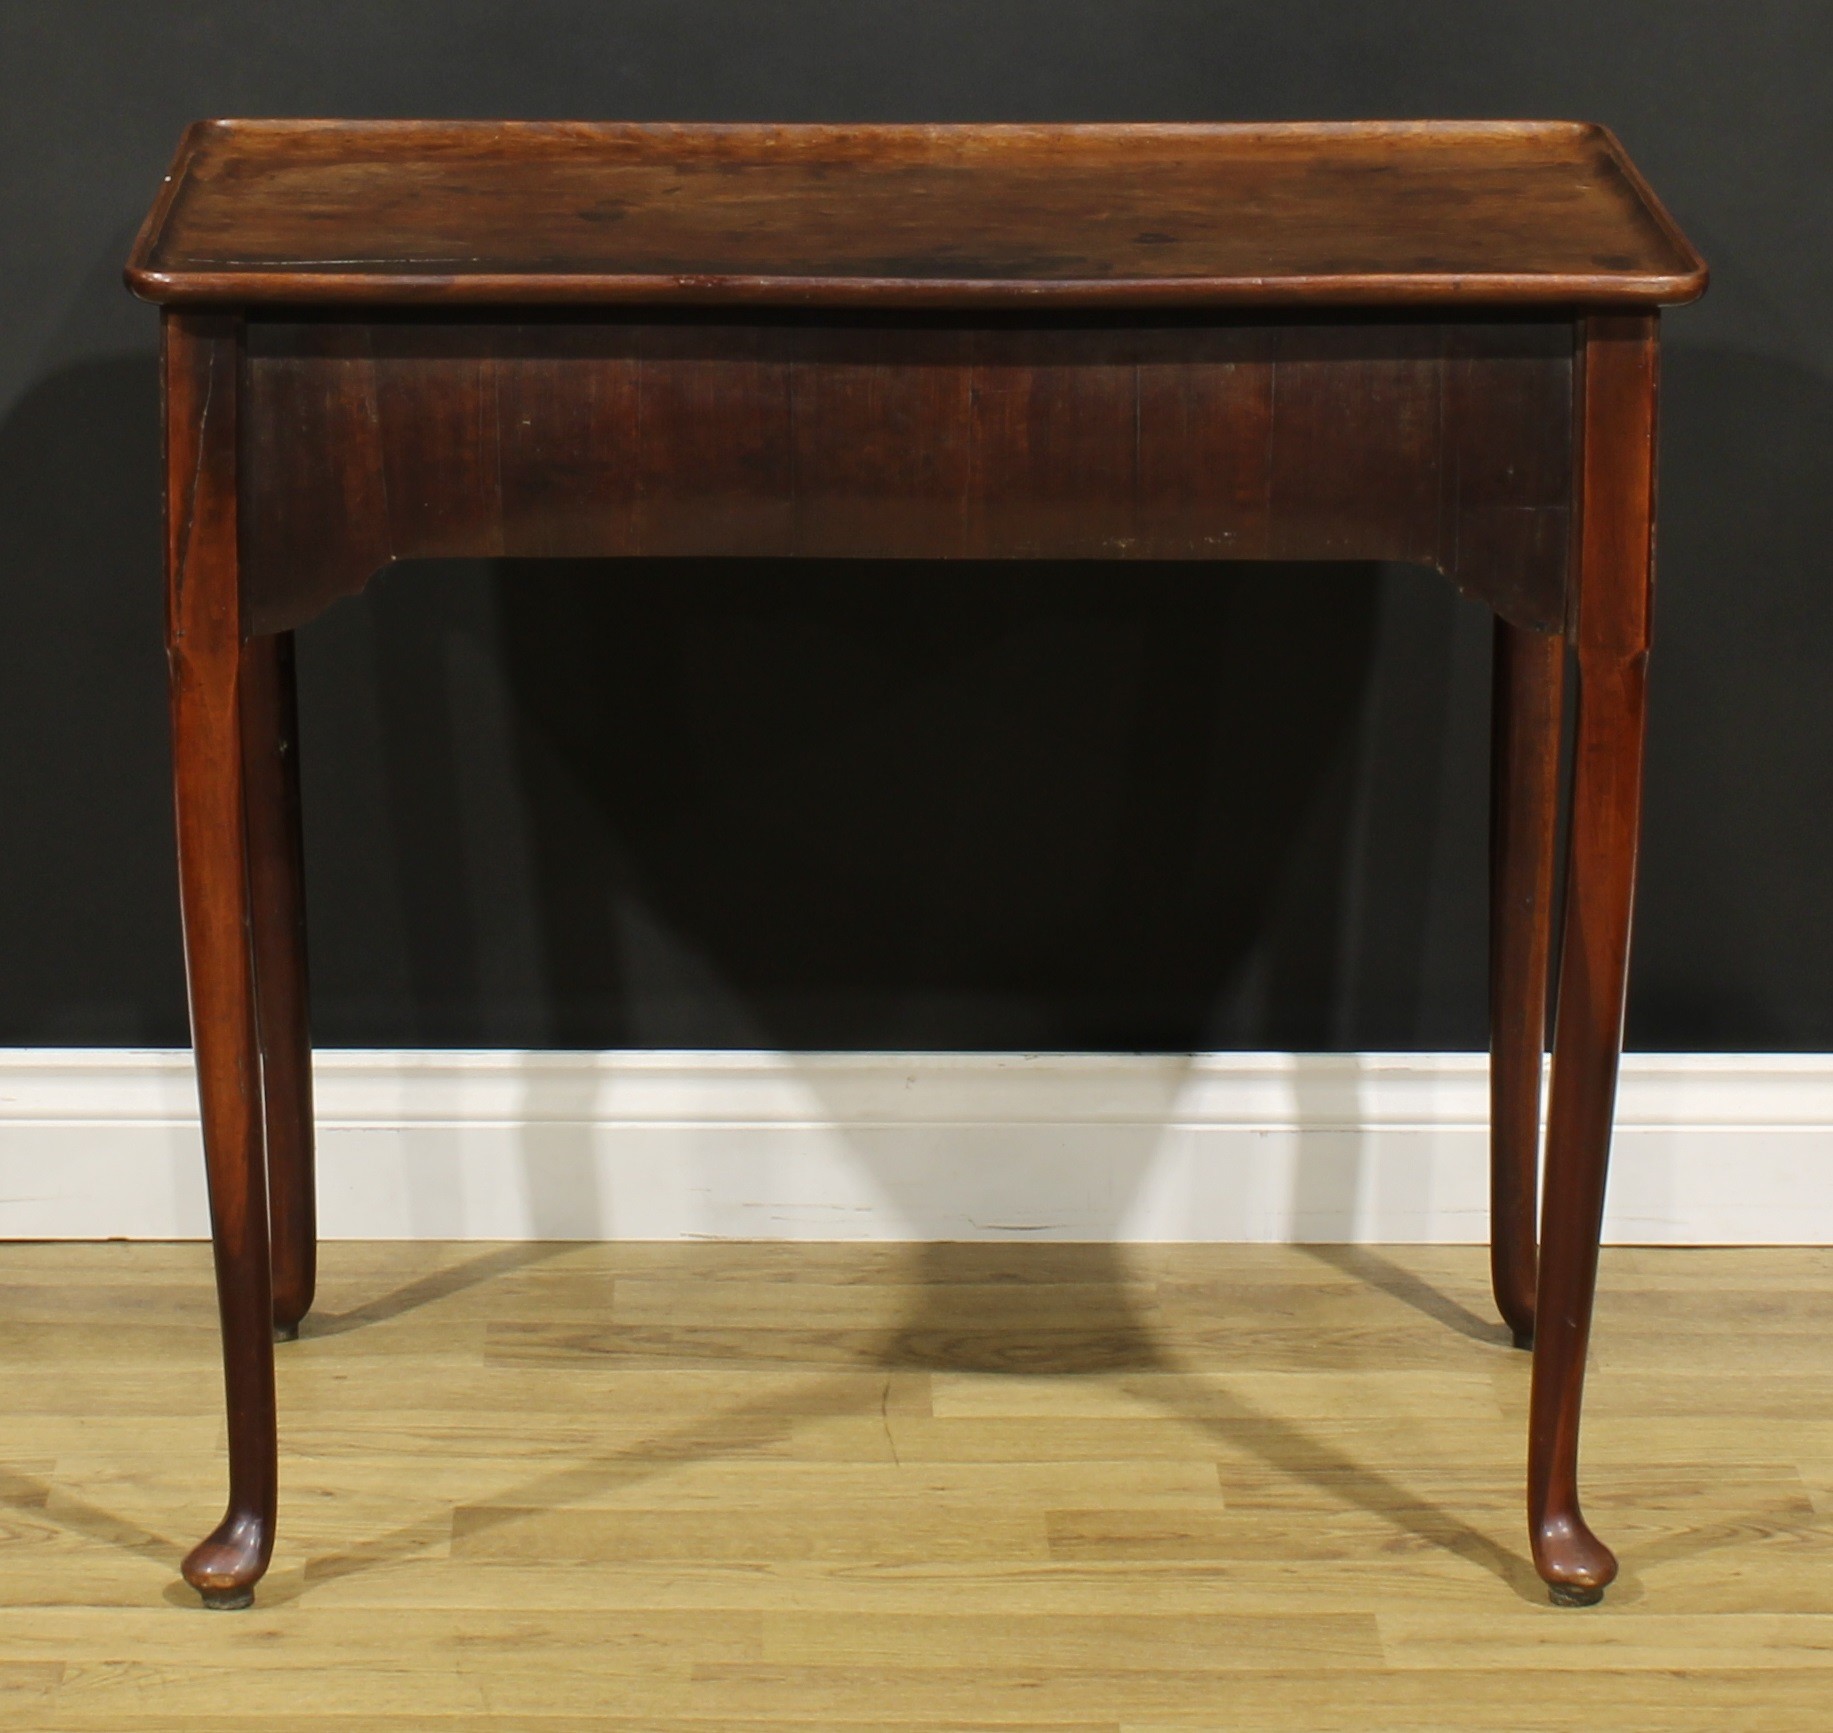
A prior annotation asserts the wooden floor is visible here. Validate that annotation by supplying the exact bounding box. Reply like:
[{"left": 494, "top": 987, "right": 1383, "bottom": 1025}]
[{"left": 1, "top": 1241, "right": 1831, "bottom": 1729}]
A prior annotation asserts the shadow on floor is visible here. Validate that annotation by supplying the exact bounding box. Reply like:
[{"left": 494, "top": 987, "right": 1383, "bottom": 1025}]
[{"left": 255, "top": 1242, "right": 1546, "bottom": 1606}]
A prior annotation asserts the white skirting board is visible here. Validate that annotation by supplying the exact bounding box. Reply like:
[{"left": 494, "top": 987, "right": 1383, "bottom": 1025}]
[{"left": 0, "top": 1048, "right": 1828, "bottom": 1243}]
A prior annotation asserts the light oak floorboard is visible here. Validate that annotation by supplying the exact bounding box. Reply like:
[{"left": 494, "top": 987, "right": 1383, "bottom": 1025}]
[{"left": 0, "top": 1241, "right": 1830, "bottom": 1728}]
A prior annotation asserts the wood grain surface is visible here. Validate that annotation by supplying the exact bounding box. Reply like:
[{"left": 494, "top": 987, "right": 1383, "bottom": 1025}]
[
  {"left": 237, "top": 313, "right": 1577, "bottom": 637},
  {"left": 124, "top": 120, "right": 1708, "bottom": 308},
  {"left": 0, "top": 1240, "right": 1829, "bottom": 1730},
  {"left": 162, "top": 311, "right": 278, "bottom": 1608}
]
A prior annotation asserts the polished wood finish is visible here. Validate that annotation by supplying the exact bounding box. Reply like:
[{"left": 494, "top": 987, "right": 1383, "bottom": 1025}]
[
  {"left": 1530, "top": 313, "right": 1660, "bottom": 1605},
  {"left": 130, "top": 122, "right": 1705, "bottom": 1611},
  {"left": 163, "top": 311, "right": 276, "bottom": 1608},
  {"left": 1487, "top": 620, "right": 1566, "bottom": 1347},
  {"left": 6, "top": 1241, "right": 1833, "bottom": 1729},
  {"left": 125, "top": 120, "right": 1706, "bottom": 308},
  {"left": 238, "top": 316, "right": 1574, "bottom": 636}
]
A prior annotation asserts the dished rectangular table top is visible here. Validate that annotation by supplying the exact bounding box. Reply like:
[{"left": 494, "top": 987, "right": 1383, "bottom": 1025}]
[{"left": 125, "top": 119, "right": 1706, "bottom": 310}]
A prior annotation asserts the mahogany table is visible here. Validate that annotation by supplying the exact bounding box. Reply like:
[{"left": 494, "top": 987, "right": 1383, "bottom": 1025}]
[{"left": 126, "top": 119, "right": 1706, "bottom": 1610}]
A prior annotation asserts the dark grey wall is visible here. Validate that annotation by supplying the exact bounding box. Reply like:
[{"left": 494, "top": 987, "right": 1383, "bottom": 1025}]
[{"left": 2, "top": 2, "right": 1828, "bottom": 1051}]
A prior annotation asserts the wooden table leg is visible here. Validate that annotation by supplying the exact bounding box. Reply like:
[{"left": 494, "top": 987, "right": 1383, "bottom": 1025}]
[
  {"left": 166, "top": 310, "right": 277, "bottom": 1609},
  {"left": 1527, "top": 313, "right": 1658, "bottom": 1606},
  {"left": 1488, "top": 619, "right": 1565, "bottom": 1349},
  {"left": 241, "top": 630, "right": 317, "bottom": 1339}
]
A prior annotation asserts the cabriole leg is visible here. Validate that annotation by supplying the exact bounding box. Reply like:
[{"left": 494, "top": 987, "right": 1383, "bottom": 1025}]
[
  {"left": 1529, "top": 647, "right": 1646, "bottom": 1604},
  {"left": 1527, "top": 311, "right": 1659, "bottom": 1608},
  {"left": 167, "top": 310, "right": 277, "bottom": 1609}
]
